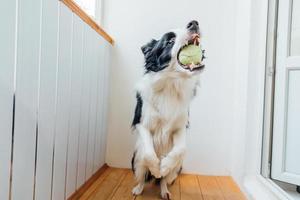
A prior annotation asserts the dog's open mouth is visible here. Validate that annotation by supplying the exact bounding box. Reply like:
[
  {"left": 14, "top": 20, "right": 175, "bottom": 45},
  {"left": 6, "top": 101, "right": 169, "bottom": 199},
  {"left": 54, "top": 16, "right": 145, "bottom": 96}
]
[{"left": 177, "top": 34, "right": 205, "bottom": 72}]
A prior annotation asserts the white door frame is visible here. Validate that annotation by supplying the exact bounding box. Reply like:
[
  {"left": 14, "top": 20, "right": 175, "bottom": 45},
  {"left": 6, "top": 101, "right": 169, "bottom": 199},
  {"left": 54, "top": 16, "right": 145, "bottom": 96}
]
[
  {"left": 261, "top": 0, "right": 278, "bottom": 179},
  {"left": 239, "top": 0, "right": 300, "bottom": 197},
  {"left": 271, "top": 0, "right": 300, "bottom": 186},
  {"left": 235, "top": 0, "right": 297, "bottom": 198}
]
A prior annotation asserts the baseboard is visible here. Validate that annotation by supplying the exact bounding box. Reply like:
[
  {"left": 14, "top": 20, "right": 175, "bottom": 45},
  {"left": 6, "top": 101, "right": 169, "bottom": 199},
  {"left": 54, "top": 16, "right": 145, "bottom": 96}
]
[
  {"left": 243, "top": 175, "right": 291, "bottom": 200},
  {"left": 68, "top": 164, "right": 109, "bottom": 200}
]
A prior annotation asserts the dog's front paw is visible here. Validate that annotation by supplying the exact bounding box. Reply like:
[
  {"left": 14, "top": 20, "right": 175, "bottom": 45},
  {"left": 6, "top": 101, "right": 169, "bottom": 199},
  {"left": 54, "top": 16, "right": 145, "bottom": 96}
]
[
  {"left": 132, "top": 184, "right": 144, "bottom": 196},
  {"left": 144, "top": 153, "right": 161, "bottom": 178},
  {"left": 160, "top": 156, "right": 176, "bottom": 177},
  {"left": 150, "top": 167, "right": 161, "bottom": 178},
  {"left": 161, "top": 190, "right": 172, "bottom": 200}
]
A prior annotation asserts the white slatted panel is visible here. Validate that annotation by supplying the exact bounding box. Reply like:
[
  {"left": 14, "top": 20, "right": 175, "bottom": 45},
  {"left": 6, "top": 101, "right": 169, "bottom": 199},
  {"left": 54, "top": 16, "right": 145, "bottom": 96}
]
[
  {"left": 65, "top": 15, "right": 84, "bottom": 198},
  {"left": 0, "top": 2, "right": 111, "bottom": 199},
  {"left": 51, "top": 3, "right": 73, "bottom": 200},
  {"left": 76, "top": 26, "right": 92, "bottom": 188},
  {"left": 34, "top": 1, "right": 59, "bottom": 200},
  {"left": 11, "top": 0, "right": 41, "bottom": 199},
  {"left": 0, "top": 1, "right": 16, "bottom": 199}
]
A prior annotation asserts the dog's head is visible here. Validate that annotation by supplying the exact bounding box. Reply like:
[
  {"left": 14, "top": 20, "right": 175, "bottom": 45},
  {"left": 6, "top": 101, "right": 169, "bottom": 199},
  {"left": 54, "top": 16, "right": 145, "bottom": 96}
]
[{"left": 141, "top": 20, "right": 205, "bottom": 75}]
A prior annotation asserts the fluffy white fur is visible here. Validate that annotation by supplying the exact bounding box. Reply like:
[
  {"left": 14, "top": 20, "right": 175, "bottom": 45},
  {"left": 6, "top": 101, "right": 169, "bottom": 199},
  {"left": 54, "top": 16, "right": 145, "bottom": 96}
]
[{"left": 132, "top": 26, "right": 202, "bottom": 199}]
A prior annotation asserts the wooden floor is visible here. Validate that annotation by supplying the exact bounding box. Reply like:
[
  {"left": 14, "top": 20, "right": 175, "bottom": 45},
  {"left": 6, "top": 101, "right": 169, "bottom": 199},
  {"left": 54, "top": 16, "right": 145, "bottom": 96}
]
[{"left": 79, "top": 167, "right": 246, "bottom": 200}]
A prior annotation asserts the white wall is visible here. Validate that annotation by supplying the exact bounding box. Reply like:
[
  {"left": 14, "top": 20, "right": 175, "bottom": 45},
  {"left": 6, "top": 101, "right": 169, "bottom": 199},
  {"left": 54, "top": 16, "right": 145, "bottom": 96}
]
[
  {"left": 229, "top": 0, "right": 269, "bottom": 186},
  {"left": 103, "top": 0, "right": 242, "bottom": 175}
]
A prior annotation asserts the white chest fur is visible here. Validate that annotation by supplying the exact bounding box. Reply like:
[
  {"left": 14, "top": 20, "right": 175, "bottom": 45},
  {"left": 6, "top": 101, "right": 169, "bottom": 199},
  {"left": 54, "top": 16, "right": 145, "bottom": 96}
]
[{"left": 136, "top": 72, "right": 198, "bottom": 156}]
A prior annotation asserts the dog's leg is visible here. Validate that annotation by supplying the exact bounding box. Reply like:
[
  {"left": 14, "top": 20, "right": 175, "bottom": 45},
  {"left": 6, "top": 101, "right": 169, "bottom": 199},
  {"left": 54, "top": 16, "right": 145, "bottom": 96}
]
[
  {"left": 165, "top": 162, "right": 182, "bottom": 185},
  {"left": 160, "top": 178, "right": 171, "bottom": 200},
  {"left": 132, "top": 143, "right": 147, "bottom": 195},
  {"left": 160, "top": 164, "right": 182, "bottom": 199},
  {"left": 132, "top": 164, "right": 146, "bottom": 195},
  {"left": 132, "top": 183, "right": 145, "bottom": 196},
  {"left": 136, "top": 125, "right": 161, "bottom": 178},
  {"left": 160, "top": 128, "right": 186, "bottom": 177}
]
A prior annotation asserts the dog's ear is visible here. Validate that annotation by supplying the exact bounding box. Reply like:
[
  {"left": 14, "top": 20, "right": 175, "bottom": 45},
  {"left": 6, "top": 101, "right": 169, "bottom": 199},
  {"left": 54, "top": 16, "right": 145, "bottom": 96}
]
[{"left": 141, "top": 39, "right": 157, "bottom": 56}]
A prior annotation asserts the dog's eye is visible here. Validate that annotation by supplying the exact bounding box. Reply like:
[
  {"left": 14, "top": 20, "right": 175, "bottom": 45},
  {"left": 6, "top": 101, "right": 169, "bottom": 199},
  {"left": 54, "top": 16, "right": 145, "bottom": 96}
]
[{"left": 167, "top": 38, "right": 175, "bottom": 45}]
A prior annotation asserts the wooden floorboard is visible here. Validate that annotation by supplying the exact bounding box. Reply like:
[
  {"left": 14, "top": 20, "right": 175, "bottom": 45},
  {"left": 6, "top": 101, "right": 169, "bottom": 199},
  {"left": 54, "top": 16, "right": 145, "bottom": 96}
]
[
  {"left": 197, "top": 176, "right": 224, "bottom": 200},
  {"left": 110, "top": 171, "right": 136, "bottom": 200},
  {"left": 79, "top": 167, "right": 112, "bottom": 200},
  {"left": 80, "top": 167, "right": 246, "bottom": 200},
  {"left": 168, "top": 179, "right": 180, "bottom": 200},
  {"left": 135, "top": 180, "right": 161, "bottom": 200},
  {"left": 180, "top": 174, "right": 203, "bottom": 200},
  {"left": 87, "top": 168, "right": 127, "bottom": 200},
  {"left": 216, "top": 176, "right": 246, "bottom": 200}
]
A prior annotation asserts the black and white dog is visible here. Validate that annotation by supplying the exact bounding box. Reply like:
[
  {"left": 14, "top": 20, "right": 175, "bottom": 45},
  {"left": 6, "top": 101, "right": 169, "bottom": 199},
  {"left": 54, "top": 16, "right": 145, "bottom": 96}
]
[{"left": 131, "top": 21, "right": 205, "bottom": 199}]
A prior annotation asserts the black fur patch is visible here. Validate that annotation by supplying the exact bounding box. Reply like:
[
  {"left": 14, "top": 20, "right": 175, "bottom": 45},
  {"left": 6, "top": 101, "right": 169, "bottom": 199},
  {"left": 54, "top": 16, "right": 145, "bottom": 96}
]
[
  {"left": 178, "top": 166, "right": 183, "bottom": 175},
  {"left": 144, "top": 170, "right": 161, "bottom": 185},
  {"left": 141, "top": 32, "right": 176, "bottom": 73},
  {"left": 131, "top": 151, "right": 136, "bottom": 173},
  {"left": 132, "top": 158, "right": 161, "bottom": 184},
  {"left": 132, "top": 92, "right": 143, "bottom": 127}
]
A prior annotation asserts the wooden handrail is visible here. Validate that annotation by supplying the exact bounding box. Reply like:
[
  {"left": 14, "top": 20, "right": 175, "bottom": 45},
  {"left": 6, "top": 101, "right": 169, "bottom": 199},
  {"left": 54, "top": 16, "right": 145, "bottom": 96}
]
[{"left": 61, "top": 0, "right": 114, "bottom": 45}]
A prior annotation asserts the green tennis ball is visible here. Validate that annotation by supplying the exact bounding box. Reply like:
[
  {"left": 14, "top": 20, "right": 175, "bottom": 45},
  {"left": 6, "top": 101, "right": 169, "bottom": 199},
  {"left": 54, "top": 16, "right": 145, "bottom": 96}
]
[{"left": 178, "top": 45, "right": 202, "bottom": 65}]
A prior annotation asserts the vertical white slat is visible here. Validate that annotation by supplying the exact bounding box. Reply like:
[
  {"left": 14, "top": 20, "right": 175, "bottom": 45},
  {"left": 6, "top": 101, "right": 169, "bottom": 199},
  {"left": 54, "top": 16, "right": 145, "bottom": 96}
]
[
  {"left": 34, "top": 0, "right": 59, "bottom": 200},
  {"left": 82, "top": 27, "right": 94, "bottom": 180},
  {"left": 100, "top": 42, "right": 111, "bottom": 166},
  {"left": 65, "top": 15, "right": 84, "bottom": 198},
  {"left": 11, "top": 0, "right": 42, "bottom": 199},
  {"left": 86, "top": 30, "right": 99, "bottom": 178},
  {"left": 93, "top": 37, "right": 105, "bottom": 171},
  {"left": 51, "top": 3, "right": 73, "bottom": 200},
  {"left": 93, "top": 32, "right": 104, "bottom": 172},
  {"left": 0, "top": 1, "right": 16, "bottom": 199},
  {"left": 76, "top": 25, "right": 92, "bottom": 188}
]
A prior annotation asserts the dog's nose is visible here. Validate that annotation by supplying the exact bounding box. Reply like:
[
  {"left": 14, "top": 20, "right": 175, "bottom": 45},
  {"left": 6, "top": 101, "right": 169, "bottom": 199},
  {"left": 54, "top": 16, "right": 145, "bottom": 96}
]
[{"left": 187, "top": 20, "right": 199, "bottom": 33}]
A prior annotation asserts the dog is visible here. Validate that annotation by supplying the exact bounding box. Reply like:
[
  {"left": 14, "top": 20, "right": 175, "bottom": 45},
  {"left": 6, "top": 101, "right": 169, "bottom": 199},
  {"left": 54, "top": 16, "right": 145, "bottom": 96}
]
[{"left": 131, "top": 20, "right": 205, "bottom": 199}]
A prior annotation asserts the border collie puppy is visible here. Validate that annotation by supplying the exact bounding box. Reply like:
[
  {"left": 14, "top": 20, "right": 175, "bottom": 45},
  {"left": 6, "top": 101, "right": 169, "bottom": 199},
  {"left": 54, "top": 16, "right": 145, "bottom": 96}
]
[{"left": 131, "top": 20, "right": 205, "bottom": 199}]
